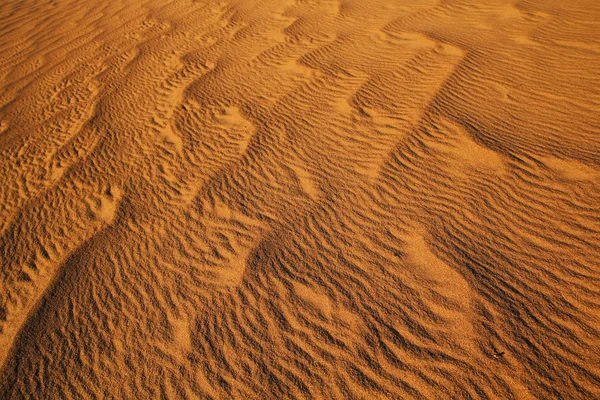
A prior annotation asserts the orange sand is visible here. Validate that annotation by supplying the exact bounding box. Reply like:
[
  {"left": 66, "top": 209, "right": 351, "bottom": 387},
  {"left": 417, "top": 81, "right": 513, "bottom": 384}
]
[{"left": 1, "top": 0, "right": 599, "bottom": 398}]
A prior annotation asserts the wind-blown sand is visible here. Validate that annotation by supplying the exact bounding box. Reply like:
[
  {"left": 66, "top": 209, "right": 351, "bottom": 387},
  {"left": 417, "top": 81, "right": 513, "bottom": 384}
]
[{"left": 1, "top": 0, "right": 599, "bottom": 398}]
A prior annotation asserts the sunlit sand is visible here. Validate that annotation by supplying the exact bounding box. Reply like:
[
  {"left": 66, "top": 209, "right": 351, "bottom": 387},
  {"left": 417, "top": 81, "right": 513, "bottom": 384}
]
[{"left": 1, "top": 0, "right": 599, "bottom": 398}]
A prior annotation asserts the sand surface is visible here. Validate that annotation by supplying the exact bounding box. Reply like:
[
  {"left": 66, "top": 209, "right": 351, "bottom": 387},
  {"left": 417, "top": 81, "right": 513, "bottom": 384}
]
[{"left": 1, "top": 0, "right": 600, "bottom": 398}]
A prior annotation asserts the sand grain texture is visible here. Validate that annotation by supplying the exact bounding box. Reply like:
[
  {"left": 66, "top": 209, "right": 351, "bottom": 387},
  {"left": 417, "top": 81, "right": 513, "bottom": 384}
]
[{"left": 1, "top": 0, "right": 599, "bottom": 398}]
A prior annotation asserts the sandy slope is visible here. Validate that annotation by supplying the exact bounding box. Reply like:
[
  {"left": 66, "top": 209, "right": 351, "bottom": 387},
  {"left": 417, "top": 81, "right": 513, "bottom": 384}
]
[{"left": 0, "top": 0, "right": 599, "bottom": 398}]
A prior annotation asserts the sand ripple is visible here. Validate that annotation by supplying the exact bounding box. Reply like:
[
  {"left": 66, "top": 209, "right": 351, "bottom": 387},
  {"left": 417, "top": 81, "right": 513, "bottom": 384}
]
[{"left": 1, "top": 0, "right": 599, "bottom": 398}]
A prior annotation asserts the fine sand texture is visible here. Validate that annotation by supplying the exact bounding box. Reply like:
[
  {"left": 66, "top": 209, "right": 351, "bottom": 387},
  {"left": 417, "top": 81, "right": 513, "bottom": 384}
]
[{"left": 1, "top": 0, "right": 600, "bottom": 398}]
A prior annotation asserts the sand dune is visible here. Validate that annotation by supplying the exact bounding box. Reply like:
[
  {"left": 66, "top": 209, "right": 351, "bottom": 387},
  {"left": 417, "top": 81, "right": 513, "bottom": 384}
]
[{"left": 1, "top": 0, "right": 599, "bottom": 398}]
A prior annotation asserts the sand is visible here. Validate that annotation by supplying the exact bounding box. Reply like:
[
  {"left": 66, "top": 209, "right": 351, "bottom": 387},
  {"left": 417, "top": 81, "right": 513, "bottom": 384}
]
[{"left": 1, "top": 0, "right": 599, "bottom": 398}]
